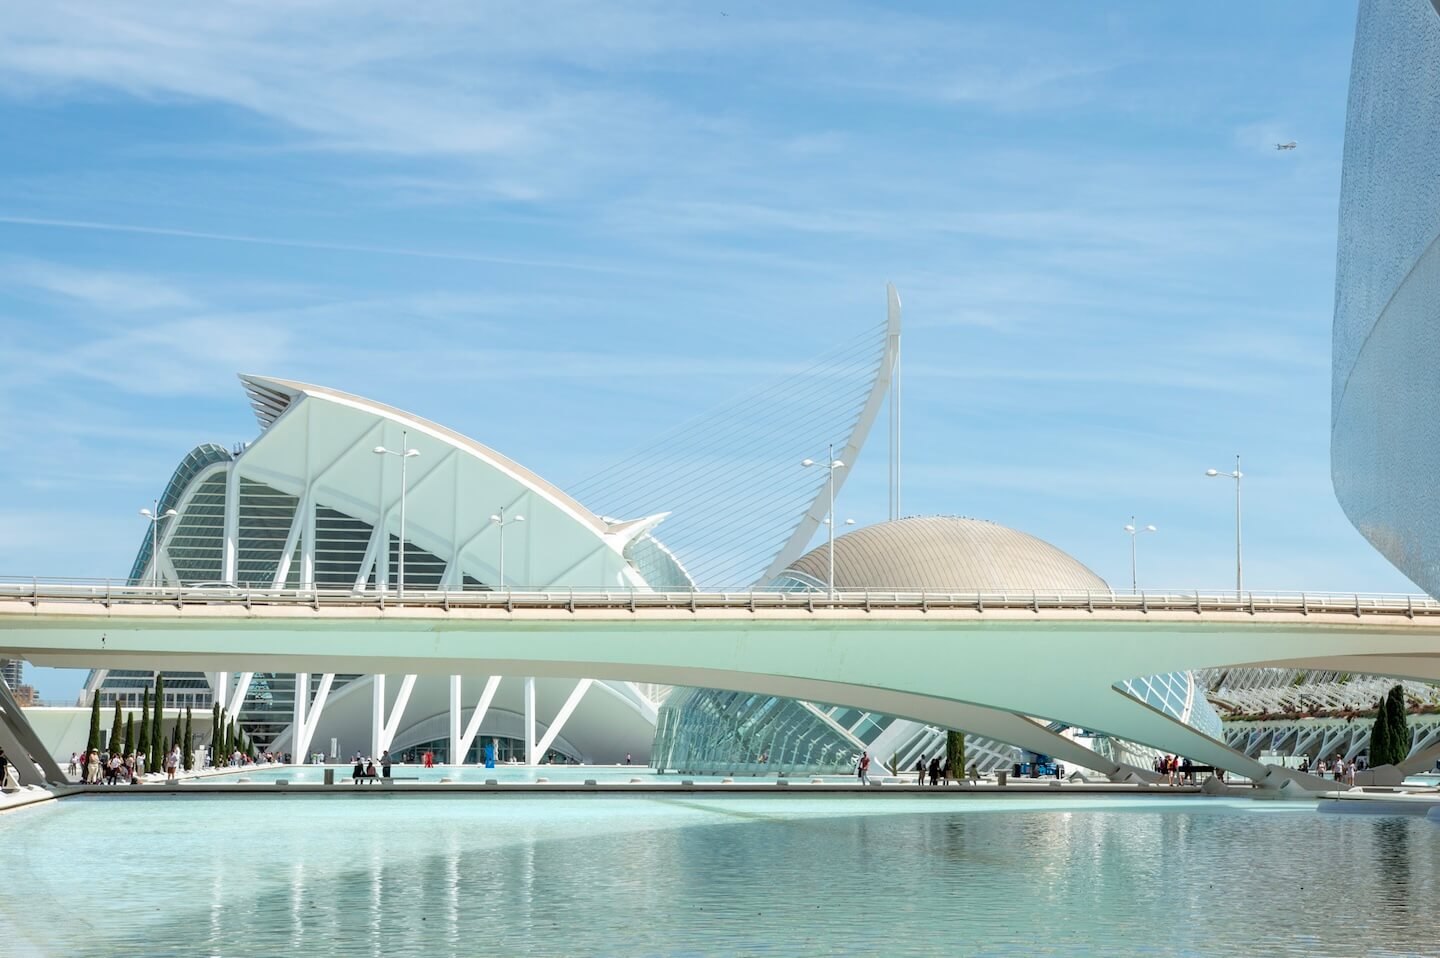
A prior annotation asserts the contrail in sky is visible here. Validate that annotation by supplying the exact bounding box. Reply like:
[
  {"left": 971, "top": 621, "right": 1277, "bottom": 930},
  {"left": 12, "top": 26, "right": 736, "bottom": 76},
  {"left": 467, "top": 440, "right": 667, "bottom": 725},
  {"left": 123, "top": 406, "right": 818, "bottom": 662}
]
[{"left": 0, "top": 213, "right": 631, "bottom": 274}]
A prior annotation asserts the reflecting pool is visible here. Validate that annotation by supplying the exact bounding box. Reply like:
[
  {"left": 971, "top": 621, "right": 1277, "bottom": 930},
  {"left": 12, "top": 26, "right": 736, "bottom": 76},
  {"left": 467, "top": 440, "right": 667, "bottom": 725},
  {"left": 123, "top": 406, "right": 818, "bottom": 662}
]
[{"left": 2, "top": 796, "right": 1437, "bottom": 957}]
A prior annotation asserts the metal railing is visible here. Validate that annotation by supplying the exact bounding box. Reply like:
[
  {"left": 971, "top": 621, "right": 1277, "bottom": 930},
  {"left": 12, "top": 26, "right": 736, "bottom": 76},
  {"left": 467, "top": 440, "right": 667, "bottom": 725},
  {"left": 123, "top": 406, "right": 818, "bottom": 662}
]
[{"left": 1, "top": 577, "right": 1438, "bottom": 619}]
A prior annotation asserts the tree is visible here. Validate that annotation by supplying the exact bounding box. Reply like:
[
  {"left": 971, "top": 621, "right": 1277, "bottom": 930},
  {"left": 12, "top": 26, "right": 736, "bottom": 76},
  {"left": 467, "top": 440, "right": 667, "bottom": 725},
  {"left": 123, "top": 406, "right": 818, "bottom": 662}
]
[
  {"left": 86, "top": 694, "right": 102, "bottom": 755},
  {"left": 108, "top": 700, "right": 123, "bottom": 755},
  {"left": 946, "top": 729, "right": 966, "bottom": 780},
  {"left": 211, "top": 703, "right": 221, "bottom": 765},
  {"left": 150, "top": 674, "right": 165, "bottom": 773},
  {"left": 1387, "top": 685, "right": 1411, "bottom": 765},
  {"left": 183, "top": 708, "right": 194, "bottom": 771},
  {"left": 123, "top": 713, "right": 135, "bottom": 757},
  {"left": 138, "top": 688, "right": 151, "bottom": 766}
]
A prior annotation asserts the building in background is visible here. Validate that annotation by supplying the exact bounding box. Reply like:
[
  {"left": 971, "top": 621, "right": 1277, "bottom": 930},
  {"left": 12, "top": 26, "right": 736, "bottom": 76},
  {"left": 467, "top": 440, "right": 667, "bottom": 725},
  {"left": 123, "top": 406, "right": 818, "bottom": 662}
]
[
  {"left": 653, "top": 517, "right": 1224, "bottom": 776},
  {"left": 1331, "top": 0, "right": 1440, "bottom": 597},
  {"left": 81, "top": 291, "right": 905, "bottom": 764}
]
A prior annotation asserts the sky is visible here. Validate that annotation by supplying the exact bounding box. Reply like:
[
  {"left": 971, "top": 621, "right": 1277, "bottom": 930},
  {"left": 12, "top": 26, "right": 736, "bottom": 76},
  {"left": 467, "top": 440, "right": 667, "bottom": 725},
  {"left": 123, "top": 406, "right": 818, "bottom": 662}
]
[{"left": 0, "top": 2, "right": 1413, "bottom": 701}]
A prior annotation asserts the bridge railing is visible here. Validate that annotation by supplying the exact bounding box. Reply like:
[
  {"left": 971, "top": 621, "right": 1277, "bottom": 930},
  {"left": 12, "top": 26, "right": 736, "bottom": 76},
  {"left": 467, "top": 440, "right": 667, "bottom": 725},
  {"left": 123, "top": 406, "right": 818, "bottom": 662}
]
[{"left": 0, "top": 577, "right": 1438, "bottom": 618}]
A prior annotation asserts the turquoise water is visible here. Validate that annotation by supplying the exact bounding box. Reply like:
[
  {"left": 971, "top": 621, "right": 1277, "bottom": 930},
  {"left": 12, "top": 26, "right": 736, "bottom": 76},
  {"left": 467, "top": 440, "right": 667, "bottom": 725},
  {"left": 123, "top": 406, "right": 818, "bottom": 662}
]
[{"left": 2, "top": 795, "right": 1438, "bottom": 957}]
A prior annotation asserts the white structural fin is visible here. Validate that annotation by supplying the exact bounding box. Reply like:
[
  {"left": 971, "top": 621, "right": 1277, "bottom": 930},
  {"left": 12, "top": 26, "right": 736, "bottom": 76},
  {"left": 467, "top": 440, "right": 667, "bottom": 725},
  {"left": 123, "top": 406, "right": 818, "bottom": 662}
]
[
  {"left": 569, "top": 286, "right": 900, "bottom": 589},
  {"left": 757, "top": 284, "right": 901, "bottom": 586}
]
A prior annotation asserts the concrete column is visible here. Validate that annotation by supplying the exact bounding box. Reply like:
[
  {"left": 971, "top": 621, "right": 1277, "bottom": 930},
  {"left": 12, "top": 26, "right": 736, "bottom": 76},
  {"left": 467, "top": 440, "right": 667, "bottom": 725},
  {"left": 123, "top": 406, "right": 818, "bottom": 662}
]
[
  {"left": 449, "top": 675, "right": 462, "bottom": 765},
  {"left": 221, "top": 463, "right": 239, "bottom": 584},
  {"left": 300, "top": 493, "right": 316, "bottom": 590},
  {"left": 524, "top": 676, "right": 536, "bottom": 765},
  {"left": 294, "top": 672, "right": 309, "bottom": 755},
  {"left": 371, "top": 674, "right": 386, "bottom": 758}
]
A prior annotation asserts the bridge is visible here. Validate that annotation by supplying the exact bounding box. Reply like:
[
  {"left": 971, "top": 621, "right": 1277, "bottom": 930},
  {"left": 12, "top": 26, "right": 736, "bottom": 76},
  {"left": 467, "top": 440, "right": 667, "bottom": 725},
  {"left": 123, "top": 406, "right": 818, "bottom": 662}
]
[{"left": 3, "top": 581, "right": 1440, "bottom": 790}]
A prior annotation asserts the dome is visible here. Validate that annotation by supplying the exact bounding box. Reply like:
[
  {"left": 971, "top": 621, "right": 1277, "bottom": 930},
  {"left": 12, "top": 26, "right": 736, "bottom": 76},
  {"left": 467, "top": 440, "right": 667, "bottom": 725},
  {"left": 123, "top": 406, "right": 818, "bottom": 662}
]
[{"left": 775, "top": 516, "right": 1108, "bottom": 593}]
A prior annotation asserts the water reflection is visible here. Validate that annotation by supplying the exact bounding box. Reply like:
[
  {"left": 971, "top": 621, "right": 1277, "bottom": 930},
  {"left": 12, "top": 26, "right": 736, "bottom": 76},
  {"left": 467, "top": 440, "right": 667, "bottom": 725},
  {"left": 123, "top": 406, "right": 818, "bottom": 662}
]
[
  {"left": 1, "top": 798, "right": 1436, "bottom": 957},
  {"left": 1373, "top": 817, "right": 1412, "bottom": 912}
]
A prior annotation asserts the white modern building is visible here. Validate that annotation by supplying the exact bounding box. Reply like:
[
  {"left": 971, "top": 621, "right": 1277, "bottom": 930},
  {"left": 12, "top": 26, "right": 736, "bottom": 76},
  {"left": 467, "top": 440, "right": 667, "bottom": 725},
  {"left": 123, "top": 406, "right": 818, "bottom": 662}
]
[{"left": 83, "top": 289, "right": 907, "bottom": 764}]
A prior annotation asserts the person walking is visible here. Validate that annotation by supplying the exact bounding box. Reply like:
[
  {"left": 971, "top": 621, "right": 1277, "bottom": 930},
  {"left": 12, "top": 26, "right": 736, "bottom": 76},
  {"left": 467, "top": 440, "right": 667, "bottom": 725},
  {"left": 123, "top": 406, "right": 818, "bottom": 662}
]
[
  {"left": 928, "top": 756, "right": 941, "bottom": 786},
  {"left": 0, "top": 747, "right": 9, "bottom": 788},
  {"left": 914, "top": 754, "right": 927, "bottom": 786},
  {"left": 857, "top": 751, "right": 870, "bottom": 785},
  {"left": 85, "top": 749, "right": 101, "bottom": 784},
  {"left": 381, "top": 749, "right": 392, "bottom": 780},
  {"left": 165, "top": 746, "right": 179, "bottom": 782}
]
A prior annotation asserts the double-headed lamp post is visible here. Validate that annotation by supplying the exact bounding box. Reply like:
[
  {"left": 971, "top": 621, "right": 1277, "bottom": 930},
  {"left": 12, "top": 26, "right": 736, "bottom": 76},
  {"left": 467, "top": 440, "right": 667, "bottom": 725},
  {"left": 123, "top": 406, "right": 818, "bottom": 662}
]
[
  {"left": 488, "top": 507, "right": 526, "bottom": 589},
  {"left": 1205, "top": 454, "right": 1243, "bottom": 596},
  {"left": 802, "top": 444, "right": 846, "bottom": 597},
  {"left": 1122, "top": 517, "right": 1157, "bottom": 594},
  {"left": 139, "top": 501, "right": 178, "bottom": 587},
  {"left": 373, "top": 431, "right": 420, "bottom": 599}
]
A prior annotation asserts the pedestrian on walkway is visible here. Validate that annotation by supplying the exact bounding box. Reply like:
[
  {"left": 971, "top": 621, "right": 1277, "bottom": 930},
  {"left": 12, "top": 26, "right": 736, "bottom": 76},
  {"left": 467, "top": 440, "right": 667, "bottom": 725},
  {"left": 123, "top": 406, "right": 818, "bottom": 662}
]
[
  {"left": 381, "top": 749, "right": 392, "bottom": 779},
  {"left": 915, "top": 754, "right": 927, "bottom": 786},
  {"left": 857, "top": 751, "right": 870, "bottom": 785},
  {"left": 928, "top": 756, "right": 941, "bottom": 786}
]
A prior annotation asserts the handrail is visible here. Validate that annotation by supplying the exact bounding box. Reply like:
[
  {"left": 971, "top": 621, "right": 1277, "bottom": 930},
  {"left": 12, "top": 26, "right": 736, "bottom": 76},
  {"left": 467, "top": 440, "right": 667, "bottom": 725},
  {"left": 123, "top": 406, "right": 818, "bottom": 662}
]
[{"left": 0, "top": 578, "right": 1438, "bottom": 618}]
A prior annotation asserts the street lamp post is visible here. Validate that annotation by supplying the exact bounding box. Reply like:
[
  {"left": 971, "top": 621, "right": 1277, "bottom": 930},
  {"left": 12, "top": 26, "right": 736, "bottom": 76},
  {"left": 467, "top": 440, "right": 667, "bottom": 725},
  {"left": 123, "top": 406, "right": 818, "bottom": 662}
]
[
  {"left": 802, "top": 444, "right": 846, "bottom": 597},
  {"left": 374, "top": 430, "right": 420, "bottom": 599},
  {"left": 1205, "top": 454, "right": 1243, "bottom": 596},
  {"left": 1122, "top": 517, "right": 1157, "bottom": 594},
  {"left": 488, "top": 507, "right": 526, "bottom": 589},
  {"left": 139, "top": 500, "right": 178, "bottom": 587}
]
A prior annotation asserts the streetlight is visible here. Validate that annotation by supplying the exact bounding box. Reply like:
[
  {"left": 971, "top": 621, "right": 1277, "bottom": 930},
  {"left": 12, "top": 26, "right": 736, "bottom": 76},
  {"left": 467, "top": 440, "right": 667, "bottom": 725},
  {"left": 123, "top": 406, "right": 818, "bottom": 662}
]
[
  {"left": 802, "top": 444, "right": 845, "bottom": 597},
  {"left": 1122, "top": 517, "right": 1157, "bottom": 594},
  {"left": 1205, "top": 454, "right": 1243, "bottom": 596},
  {"left": 374, "top": 430, "right": 420, "bottom": 599},
  {"left": 488, "top": 507, "right": 526, "bottom": 589},
  {"left": 138, "top": 501, "right": 178, "bottom": 588}
]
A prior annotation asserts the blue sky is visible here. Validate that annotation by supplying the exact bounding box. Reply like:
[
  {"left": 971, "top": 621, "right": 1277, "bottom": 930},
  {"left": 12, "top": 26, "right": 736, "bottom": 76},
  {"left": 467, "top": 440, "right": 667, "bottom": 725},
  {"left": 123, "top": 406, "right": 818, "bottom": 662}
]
[{"left": 0, "top": 3, "right": 1412, "bottom": 699}]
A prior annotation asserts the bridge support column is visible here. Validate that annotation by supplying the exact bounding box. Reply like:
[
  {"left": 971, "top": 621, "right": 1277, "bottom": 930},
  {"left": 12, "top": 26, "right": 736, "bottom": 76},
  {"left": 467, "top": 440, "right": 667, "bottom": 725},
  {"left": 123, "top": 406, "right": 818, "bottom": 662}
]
[
  {"left": 0, "top": 672, "right": 66, "bottom": 786},
  {"left": 292, "top": 673, "right": 333, "bottom": 764},
  {"left": 449, "top": 675, "right": 461, "bottom": 763},
  {"left": 371, "top": 674, "right": 385, "bottom": 757},
  {"left": 534, "top": 679, "right": 591, "bottom": 763},
  {"left": 524, "top": 676, "right": 536, "bottom": 765},
  {"left": 451, "top": 676, "right": 501, "bottom": 766},
  {"left": 371, "top": 674, "right": 416, "bottom": 758}
]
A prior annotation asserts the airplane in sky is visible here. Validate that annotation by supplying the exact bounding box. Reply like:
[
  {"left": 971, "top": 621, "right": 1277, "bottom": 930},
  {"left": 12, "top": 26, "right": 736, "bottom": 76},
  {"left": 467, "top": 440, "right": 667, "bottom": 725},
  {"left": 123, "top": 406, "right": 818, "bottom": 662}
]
[{"left": 1275, "top": 141, "right": 1297, "bottom": 151}]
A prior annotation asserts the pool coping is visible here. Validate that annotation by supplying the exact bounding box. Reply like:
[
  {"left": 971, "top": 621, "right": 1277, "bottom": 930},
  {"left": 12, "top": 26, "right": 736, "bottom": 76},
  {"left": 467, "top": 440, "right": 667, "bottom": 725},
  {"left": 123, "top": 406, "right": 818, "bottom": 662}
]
[{"left": 51, "top": 780, "right": 1216, "bottom": 798}]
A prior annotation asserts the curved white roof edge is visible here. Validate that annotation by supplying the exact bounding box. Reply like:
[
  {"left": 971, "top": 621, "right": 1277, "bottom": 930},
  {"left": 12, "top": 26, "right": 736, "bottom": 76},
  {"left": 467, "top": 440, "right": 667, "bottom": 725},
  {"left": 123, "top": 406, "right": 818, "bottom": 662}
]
[
  {"left": 756, "top": 283, "right": 902, "bottom": 585},
  {"left": 238, "top": 373, "right": 623, "bottom": 540}
]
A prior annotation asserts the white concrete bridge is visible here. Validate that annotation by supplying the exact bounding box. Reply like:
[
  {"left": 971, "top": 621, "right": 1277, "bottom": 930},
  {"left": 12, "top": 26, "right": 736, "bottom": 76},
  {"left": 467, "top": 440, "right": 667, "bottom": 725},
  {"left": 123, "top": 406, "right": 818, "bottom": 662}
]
[{"left": 3, "top": 583, "right": 1439, "bottom": 790}]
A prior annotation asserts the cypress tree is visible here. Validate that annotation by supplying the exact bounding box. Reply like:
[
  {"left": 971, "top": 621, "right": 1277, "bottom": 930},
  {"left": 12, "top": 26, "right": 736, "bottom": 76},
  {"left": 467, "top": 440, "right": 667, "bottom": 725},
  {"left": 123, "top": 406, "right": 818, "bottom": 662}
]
[
  {"left": 138, "top": 688, "right": 151, "bottom": 766},
  {"left": 150, "top": 675, "right": 165, "bottom": 773},
  {"left": 1369, "top": 693, "right": 1391, "bottom": 766},
  {"left": 86, "top": 694, "right": 102, "bottom": 755},
  {"left": 183, "top": 708, "right": 194, "bottom": 771},
  {"left": 946, "top": 729, "right": 966, "bottom": 780},
  {"left": 211, "top": 703, "right": 221, "bottom": 765},
  {"left": 1387, "top": 685, "right": 1410, "bottom": 765},
  {"left": 123, "top": 714, "right": 135, "bottom": 757},
  {"left": 108, "top": 700, "right": 123, "bottom": 754}
]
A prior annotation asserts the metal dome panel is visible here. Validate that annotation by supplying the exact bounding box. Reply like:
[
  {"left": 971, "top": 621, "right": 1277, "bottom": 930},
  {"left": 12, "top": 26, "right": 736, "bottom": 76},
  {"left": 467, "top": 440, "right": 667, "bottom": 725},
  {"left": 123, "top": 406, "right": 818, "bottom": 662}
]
[{"left": 780, "top": 516, "right": 1109, "bottom": 593}]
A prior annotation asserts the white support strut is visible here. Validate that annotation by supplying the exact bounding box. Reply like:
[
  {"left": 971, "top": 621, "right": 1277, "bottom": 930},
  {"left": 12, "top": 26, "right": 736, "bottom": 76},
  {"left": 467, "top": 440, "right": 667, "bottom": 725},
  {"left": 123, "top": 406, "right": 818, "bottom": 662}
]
[
  {"left": 533, "top": 679, "right": 593, "bottom": 761},
  {"left": 372, "top": 673, "right": 417, "bottom": 757},
  {"left": 451, "top": 675, "right": 502, "bottom": 765}
]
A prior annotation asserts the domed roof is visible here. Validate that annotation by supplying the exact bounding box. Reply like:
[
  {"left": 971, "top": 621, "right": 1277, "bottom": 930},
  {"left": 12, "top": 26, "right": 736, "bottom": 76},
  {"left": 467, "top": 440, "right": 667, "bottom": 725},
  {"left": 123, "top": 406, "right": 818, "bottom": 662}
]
[{"left": 777, "top": 516, "right": 1108, "bottom": 592}]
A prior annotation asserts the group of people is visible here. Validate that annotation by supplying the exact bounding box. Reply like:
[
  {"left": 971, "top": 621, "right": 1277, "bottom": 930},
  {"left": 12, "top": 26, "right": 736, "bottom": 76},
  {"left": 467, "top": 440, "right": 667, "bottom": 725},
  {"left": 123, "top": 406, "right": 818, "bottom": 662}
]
[
  {"left": 1299, "top": 754, "right": 1363, "bottom": 785},
  {"left": 69, "top": 744, "right": 185, "bottom": 784},
  {"left": 352, "top": 749, "right": 393, "bottom": 782},
  {"left": 1155, "top": 754, "right": 1195, "bottom": 785},
  {"left": 914, "top": 754, "right": 951, "bottom": 786}
]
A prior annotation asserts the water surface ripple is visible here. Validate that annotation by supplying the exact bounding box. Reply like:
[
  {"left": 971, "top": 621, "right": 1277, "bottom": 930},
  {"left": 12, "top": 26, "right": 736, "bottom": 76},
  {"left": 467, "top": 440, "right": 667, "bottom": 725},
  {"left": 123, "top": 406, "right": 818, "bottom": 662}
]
[{"left": 1, "top": 795, "right": 1436, "bottom": 957}]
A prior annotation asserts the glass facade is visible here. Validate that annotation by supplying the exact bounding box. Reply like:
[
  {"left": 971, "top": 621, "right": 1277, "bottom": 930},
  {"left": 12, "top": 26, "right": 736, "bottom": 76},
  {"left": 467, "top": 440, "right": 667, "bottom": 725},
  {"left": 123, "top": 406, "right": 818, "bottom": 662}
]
[{"left": 1332, "top": 0, "right": 1440, "bottom": 596}]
